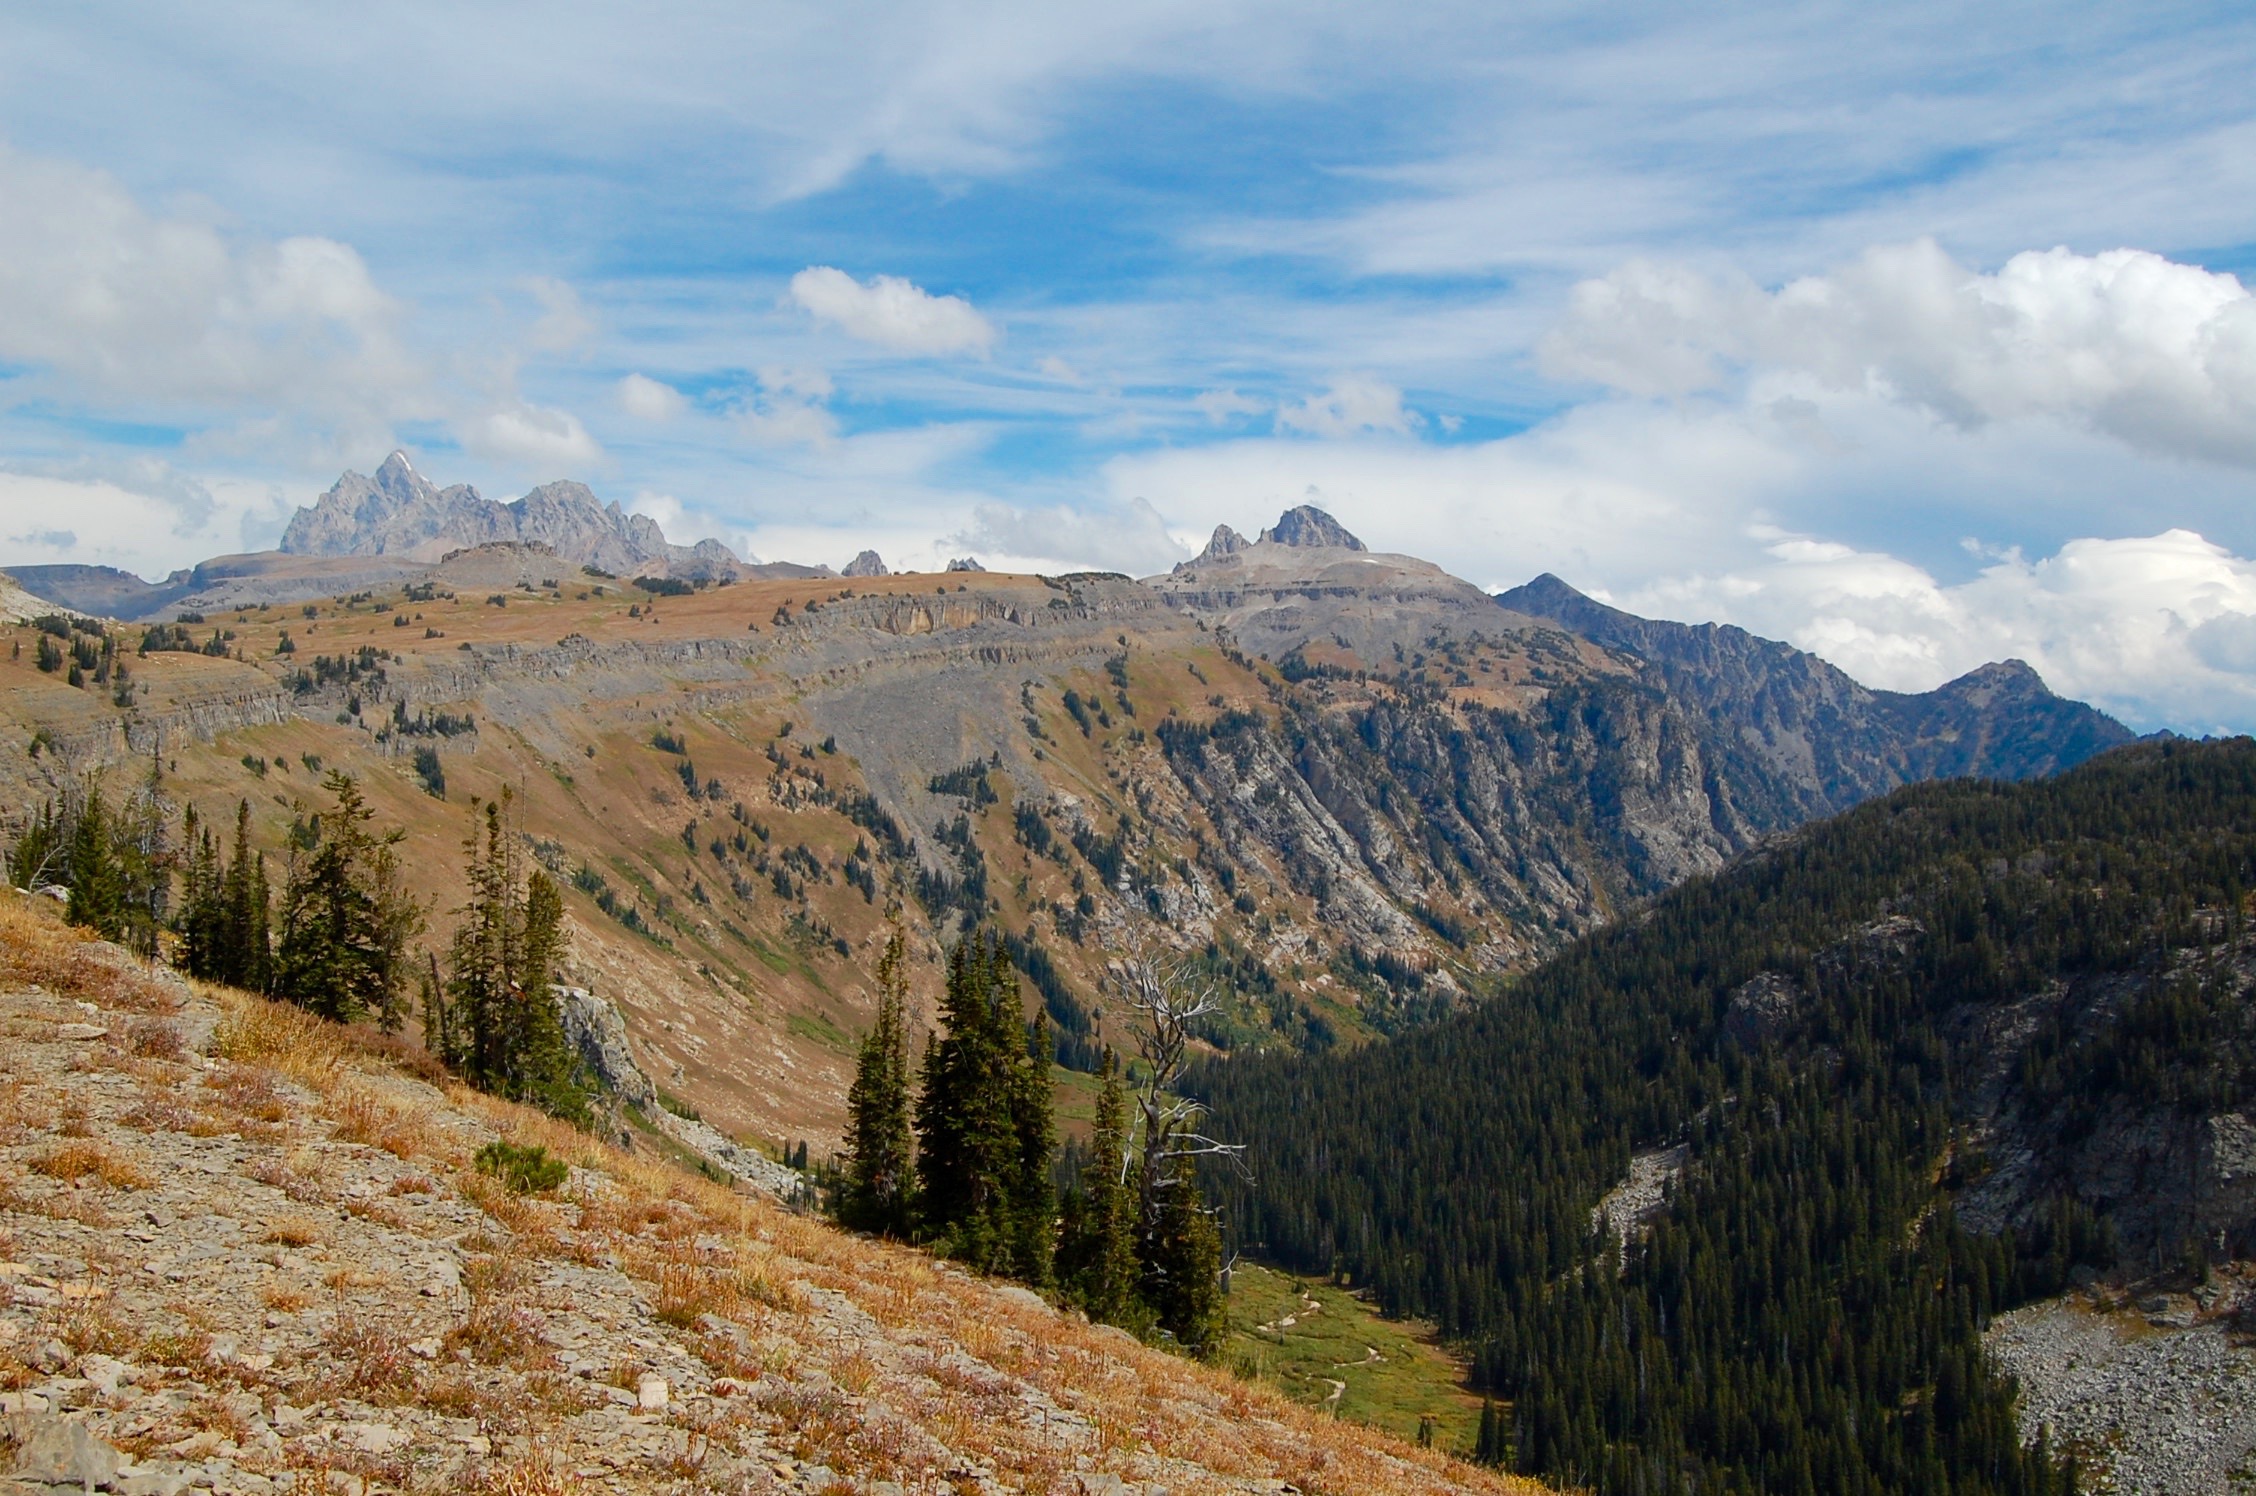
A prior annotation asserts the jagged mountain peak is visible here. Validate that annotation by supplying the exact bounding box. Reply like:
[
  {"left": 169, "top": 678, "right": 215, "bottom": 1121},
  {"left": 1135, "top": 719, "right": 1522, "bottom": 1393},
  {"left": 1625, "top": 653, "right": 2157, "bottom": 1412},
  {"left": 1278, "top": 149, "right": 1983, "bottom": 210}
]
[
  {"left": 279, "top": 460, "right": 739, "bottom": 576},
  {"left": 842, "top": 549, "right": 889, "bottom": 577},
  {"left": 1259, "top": 503, "right": 1364, "bottom": 551}
]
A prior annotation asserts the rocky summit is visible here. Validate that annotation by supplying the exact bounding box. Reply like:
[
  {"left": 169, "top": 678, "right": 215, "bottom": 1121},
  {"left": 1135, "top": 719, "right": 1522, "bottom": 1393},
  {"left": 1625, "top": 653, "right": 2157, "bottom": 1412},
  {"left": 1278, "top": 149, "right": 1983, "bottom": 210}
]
[{"left": 279, "top": 454, "right": 742, "bottom": 580}]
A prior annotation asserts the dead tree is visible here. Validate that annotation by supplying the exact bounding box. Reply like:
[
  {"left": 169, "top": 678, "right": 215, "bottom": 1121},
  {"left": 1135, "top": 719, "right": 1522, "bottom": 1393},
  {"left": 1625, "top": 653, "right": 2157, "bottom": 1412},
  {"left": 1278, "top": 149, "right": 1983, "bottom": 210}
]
[{"left": 1109, "top": 948, "right": 1250, "bottom": 1213}]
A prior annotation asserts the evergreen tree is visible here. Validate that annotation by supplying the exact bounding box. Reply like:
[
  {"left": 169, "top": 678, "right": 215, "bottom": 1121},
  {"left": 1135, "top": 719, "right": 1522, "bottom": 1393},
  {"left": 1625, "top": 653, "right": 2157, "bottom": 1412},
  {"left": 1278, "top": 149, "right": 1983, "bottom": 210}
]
[
  {"left": 7, "top": 798, "right": 64, "bottom": 890},
  {"left": 438, "top": 793, "right": 586, "bottom": 1121},
  {"left": 65, "top": 785, "right": 123, "bottom": 939},
  {"left": 272, "top": 772, "right": 421, "bottom": 1023},
  {"left": 1141, "top": 1154, "right": 1226, "bottom": 1356},
  {"left": 1063, "top": 1049, "right": 1144, "bottom": 1328},
  {"left": 915, "top": 933, "right": 1021, "bottom": 1271},
  {"left": 1005, "top": 1002, "right": 1057, "bottom": 1286},
  {"left": 176, "top": 806, "right": 224, "bottom": 978},
  {"left": 842, "top": 928, "right": 916, "bottom": 1235},
  {"left": 223, "top": 801, "right": 273, "bottom": 992}
]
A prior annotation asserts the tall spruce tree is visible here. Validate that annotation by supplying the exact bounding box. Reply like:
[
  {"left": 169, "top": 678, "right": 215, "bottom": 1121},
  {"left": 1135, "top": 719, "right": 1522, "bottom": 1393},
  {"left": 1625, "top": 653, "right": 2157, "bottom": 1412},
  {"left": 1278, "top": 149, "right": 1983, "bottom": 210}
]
[
  {"left": 224, "top": 800, "right": 273, "bottom": 992},
  {"left": 1064, "top": 1049, "right": 1144, "bottom": 1328},
  {"left": 65, "top": 785, "right": 123, "bottom": 939},
  {"left": 272, "top": 772, "right": 421, "bottom": 1024},
  {"left": 914, "top": 930, "right": 1054, "bottom": 1281},
  {"left": 1141, "top": 1154, "right": 1227, "bottom": 1356},
  {"left": 436, "top": 793, "right": 585, "bottom": 1122},
  {"left": 916, "top": 934, "right": 1020, "bottom": 1270},
  {"left": 842, "top": 928, "right": 916, "bottom": 1235}
]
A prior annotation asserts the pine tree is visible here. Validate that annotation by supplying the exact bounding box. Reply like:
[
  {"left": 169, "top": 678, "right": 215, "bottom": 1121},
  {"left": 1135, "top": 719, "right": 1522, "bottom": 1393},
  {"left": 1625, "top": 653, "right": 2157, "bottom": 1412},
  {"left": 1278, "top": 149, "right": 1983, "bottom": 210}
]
[
  {"left": 1065, "top": 1049, "right": 1144, "bottom": 1328},
  {"left": 915, "top": 931, "right": 1029, "bottom": 1273},
  {"left": 1005, "top": 999, "right": 1057, "bottom": 1287},
  {"left": 440, "top": 793, "right": 586, "bottom": 1121},
  {"left": 221, "top": 801, "right": 273, "bottom": 992},
  {"left": 176, "top": 807, "right": 225, "bottom": 979},
  {"left": 842, "top": 928, "right": 915, "bottom": 1235},
  {"left": 272, "top": 772, "right": 421, "bottom": 1023},
  {"left": 1141, "top": 1154, "right": 1226, "bottom": 1357},
  {"left": 65, "top": 785, "right": 123, "bottom": 939}
]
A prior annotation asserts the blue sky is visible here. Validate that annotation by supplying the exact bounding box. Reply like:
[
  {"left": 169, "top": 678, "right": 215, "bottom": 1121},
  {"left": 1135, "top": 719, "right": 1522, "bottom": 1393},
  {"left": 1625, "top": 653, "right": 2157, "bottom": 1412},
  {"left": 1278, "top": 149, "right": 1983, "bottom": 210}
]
[{"left": 4, "top": 2, "right": 2256, "bottom": 728}]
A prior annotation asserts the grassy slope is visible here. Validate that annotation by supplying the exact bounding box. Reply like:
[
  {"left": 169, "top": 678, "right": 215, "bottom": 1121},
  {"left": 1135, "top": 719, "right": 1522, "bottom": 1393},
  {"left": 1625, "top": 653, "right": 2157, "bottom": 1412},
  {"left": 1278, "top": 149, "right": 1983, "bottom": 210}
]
[{"left": 1225, "top": 1262, "right": 1487, "bottom": 1457}]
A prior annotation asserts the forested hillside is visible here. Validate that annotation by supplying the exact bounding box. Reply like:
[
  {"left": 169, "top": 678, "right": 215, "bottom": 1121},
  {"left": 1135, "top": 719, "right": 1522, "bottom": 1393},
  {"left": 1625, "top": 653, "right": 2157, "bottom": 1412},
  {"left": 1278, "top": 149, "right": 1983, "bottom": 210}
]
[{"left": 1201, "top": 739, "right": 2256, "bottom": 1493}]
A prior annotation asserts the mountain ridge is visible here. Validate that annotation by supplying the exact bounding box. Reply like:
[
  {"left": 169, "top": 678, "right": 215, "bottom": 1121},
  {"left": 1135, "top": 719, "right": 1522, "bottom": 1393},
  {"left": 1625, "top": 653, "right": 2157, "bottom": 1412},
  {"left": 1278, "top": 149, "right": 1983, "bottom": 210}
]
[{"left": 280, "top": 451, "right": 744, "bottom": 579}]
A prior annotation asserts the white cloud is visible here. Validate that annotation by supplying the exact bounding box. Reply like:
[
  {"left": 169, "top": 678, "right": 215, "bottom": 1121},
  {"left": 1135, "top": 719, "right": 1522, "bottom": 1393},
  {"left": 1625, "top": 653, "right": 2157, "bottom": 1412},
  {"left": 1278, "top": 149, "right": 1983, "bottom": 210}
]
[
  {"left": 1275, "top": 376, "right": 1418, "bottom": 438},
  {"left": 734, "top": 366, "right": 838, "bottom": 448},
  {"left": 954, "top": 495, "right": 1189, "bottom": 576},
  {"left": 458, "top": 401, "right": 604, "bottom": 470},
  {"left": 1544, "top": 240, "right": 2256, "bottom": 467},
  {"left": 788, "top": 266, "right": 997, "bottom": 356},
  {"left": 0, "top": 142, "right": 425, "bottom": 430},
  {"left": 1615, "top": 526, "right": 2256, "bottom": 735},
  {"left": 1038, "top": 355, "right": 1083, "bottom": 384},
  {"left": 1194, "top": 388, "right": 1266, "bottom": 424},
  {"left": 616, "top": 372, "right": 688, "bottom": 421},
  {"left": 0, "top": 467, "right": 294, "bottom": 580},
  {"left": 524, "top": 276, "right": 596, "bottom": 353}
]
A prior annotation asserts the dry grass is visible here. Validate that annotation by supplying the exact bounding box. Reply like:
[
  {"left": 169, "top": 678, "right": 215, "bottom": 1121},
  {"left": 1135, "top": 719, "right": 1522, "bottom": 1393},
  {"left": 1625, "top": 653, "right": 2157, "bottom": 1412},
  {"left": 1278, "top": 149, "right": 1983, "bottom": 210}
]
[
  {"left": 210, "top": 988, "right": 350, "bottom": 1089},
  {"left": 0, "top": 897, "right": 175, "bottom": 1010},
  {"left": 28, "top": 1140, "right": 151, "bottom": 1190},
  {"left": 470, "top": 1451, "right": 587, "bottom": 1495},
  {"left": 262, "top": 1213, "right": 325, "bottom": 1247},
  {"left": 0, "top": 916, "right": 1542, "bottom": 1496},
  {"left": 328, "top": 1084, "right": 433, "bottom": 1159},
  {"left": 123, "top": 1016, "right": 185, "bottom": 1059}
]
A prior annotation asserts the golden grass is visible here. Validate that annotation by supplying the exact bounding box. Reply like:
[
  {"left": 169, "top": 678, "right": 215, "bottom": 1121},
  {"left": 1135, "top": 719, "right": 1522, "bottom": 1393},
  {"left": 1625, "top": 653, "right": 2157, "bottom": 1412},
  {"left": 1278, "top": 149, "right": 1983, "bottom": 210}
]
[
  {"left": 0, "top": 897, "right": 175, "bottom": 1011},
  {"left": 4, "top": 919, "right": 1545, "bottom": 1496},
  {"left": 262, "top": 1213, "right": 325, "bottom": 1247},
  {"left": 29, "top": 1140, "right": 152, "bottom": 1190}
]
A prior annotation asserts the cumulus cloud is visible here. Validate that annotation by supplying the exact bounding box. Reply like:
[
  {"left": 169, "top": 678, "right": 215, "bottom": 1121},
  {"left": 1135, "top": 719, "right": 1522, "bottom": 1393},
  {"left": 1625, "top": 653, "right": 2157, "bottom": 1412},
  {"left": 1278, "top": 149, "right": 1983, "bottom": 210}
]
[
  {"left": 0, "top": 467, "right": 295, "bottom": 579},
  {"left": 788, "top": 266, "right": 997, "bottom": 356},
  {"left": 1612, "top": 526, "right": 2256, "bottom": 735},
  {"left": 1544, "top": 240, "right": 2256, "bottom": 466},
  {"left": 0, "top": 142, "right": 424, "bottom": 427},
  {"left": 954, "top": 495, "right": 1189, "bottom": 577},
  {"left": 616, "top": 372, "right": 688, "bottom": 421},
  {"left": 1276, "top": 376, "right": 1419, "bottom": 438},
  {"left": 458, "top": 401, "right": 604, "bottom": 470}
]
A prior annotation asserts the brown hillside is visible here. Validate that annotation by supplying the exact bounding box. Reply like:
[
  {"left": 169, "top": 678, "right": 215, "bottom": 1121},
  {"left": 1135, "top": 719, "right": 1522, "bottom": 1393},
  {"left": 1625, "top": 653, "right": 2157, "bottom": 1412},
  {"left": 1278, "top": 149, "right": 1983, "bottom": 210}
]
[{"left": 0, "top": 893, "right": 1543, "bottom": 1494}]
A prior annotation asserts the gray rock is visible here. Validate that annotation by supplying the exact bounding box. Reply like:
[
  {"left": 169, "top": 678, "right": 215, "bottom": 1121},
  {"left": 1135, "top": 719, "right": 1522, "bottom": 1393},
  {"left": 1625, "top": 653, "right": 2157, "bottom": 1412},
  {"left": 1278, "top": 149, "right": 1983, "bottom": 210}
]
[
  {"left": 553, "top": 985, "right": 657, "bottom": 1113},
  {"left": 841, "top": 550, "right": 889, "bottom": 578},
  {"left": 945, "top": 557, "right": 986, "bottom": 572},
  {"left": 4, "top": 1413, "right": 121, "bottom": 1489},
  {"left": 1258, "top": 504, "right": 1364, "bottom": 551}
]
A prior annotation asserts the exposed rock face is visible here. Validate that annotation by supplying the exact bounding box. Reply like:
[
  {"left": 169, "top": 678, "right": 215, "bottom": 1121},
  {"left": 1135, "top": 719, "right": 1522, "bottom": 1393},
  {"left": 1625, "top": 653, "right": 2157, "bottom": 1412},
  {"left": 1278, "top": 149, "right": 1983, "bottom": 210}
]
[
  {"left": 841, "top": 549, "right": 889, "bottom": 577},
  {"left": 554, "top": 983, "right": 657, "bottom": 1113},
  {"left": 1189, "top": 524, "right": 1249, "bottom": 566},
  {"left": 1259, "top": 504, "right": 1365, "bottom": 551},
  {"left": 279, "top": 452, "right": 741, "bottom": 578},
  {"left": 1497, "top": 573, "right": 2135, "bottom": 813},
  {"left": 945, "top": 556, "right": 986, "bottom": 572}
]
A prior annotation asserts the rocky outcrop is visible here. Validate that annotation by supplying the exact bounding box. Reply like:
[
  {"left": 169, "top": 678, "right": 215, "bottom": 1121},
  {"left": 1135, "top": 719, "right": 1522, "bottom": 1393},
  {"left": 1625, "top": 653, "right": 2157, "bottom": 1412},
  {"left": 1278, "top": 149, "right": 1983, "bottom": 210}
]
[
  {"left": 840, "top": 550, "right": 889, "bottom": 578},
  {"left": 945, "top": 557, "right": 986, "bottom": 573}
]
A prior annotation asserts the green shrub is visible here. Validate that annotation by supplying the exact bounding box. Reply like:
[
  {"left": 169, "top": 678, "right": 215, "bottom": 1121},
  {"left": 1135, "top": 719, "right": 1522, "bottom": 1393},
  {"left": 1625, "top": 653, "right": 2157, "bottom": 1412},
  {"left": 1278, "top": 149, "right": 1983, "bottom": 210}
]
[{"left": 474, "top": 1140, "right": 569, "bottom": 1194}]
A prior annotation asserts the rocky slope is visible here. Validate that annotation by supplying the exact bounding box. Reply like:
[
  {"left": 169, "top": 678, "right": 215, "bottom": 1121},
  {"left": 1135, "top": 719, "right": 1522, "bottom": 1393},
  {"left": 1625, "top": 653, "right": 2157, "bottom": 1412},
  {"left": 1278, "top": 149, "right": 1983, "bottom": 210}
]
[
  {"left": 0, "top": 893, "right": 1537, "bottom": 1496},
  {"left": 0, "top": 506, "right": 2134, "bottom": 1157},
  {"left": 1496, "top": 572, "right": 2136, "bottom": 817}
]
